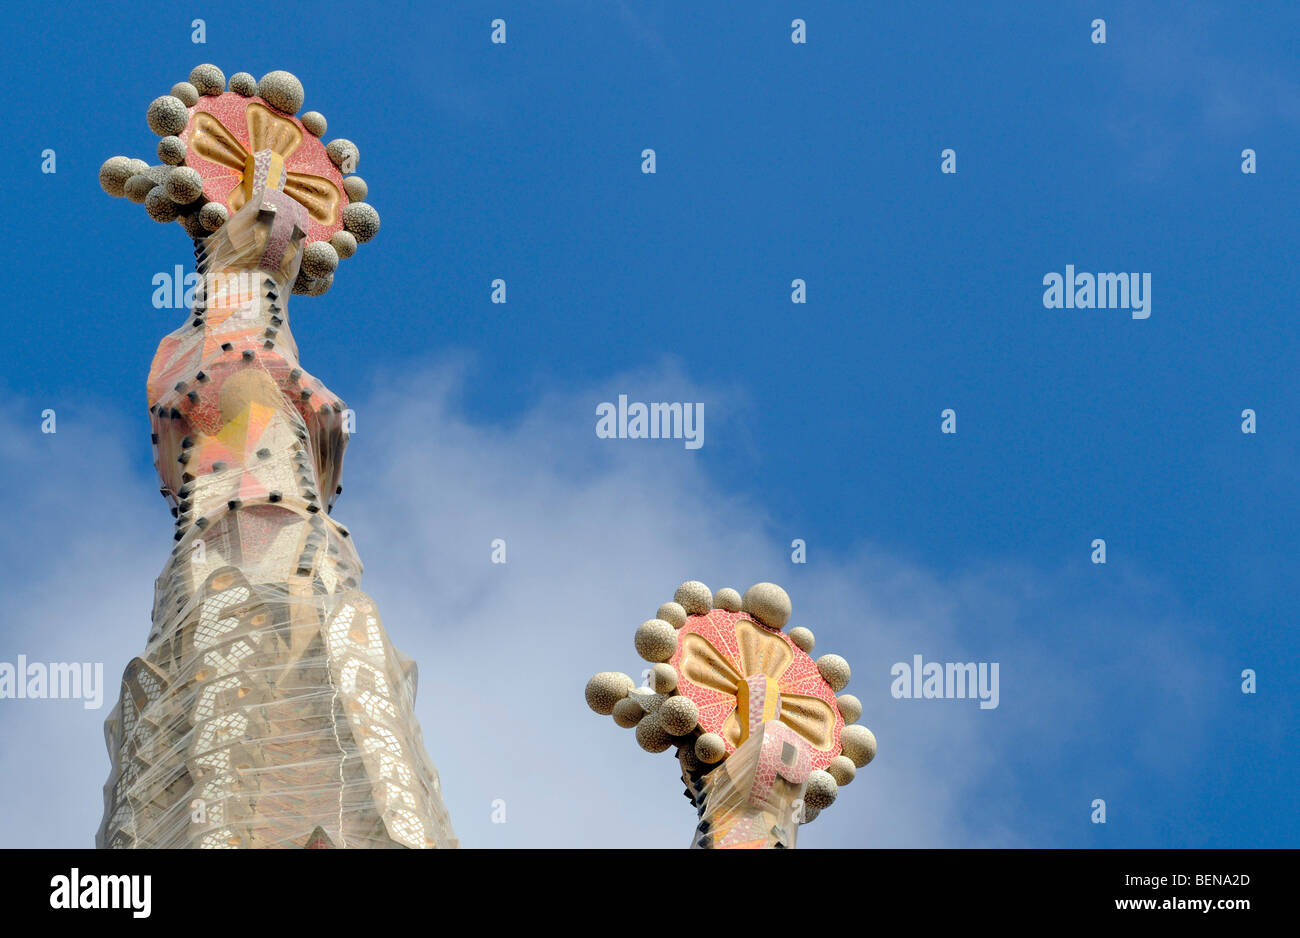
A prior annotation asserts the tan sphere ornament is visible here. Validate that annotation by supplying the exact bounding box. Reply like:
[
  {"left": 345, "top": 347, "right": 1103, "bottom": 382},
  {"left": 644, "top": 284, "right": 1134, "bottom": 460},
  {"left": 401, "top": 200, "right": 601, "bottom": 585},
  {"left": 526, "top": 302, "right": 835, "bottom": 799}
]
[
  {"left": 157, "top": 136, "right": 186, "bottom": 165},
  {"left": 228, "top": 71, "right": 257, "bottom": 96},
  {"left": 188, "top": 63, "right": 225, "bottom": 96},
  {"left": 179, "top": 210, "right": 207, "bottom": 239},
  {"left": 164, "top": 166, "right": 204, "bottom": 204},
  {"left": 342, "top": 202, "right": 380, "bottom": 243},
  {"left": 145, "top": 186, "right": 179, "bottom": 222},
  {"left": 329, "top": 230, "right": 357, "bottom": 259},
  {"left": 146, "top": 96, "right": 189, "bottom": 137},
  {"left": 674, "top": 581, "right": 712, "bottom": 616},
  {"left": 836, "top": 693, "right": 862, "bottom": 724},
  {"left": 124, "top": 173, "right": 154, "bottom": 203},
  {"left": 840, "top": 724, "right": 877, "bottom": 768},
  {"left": 198, "top": 202, "right": 228, "bottom": 232},
  {"left": 659, "top": 695, "right": 699, "bottom": 736},
  {"left": 98, "top": 156, "right": 134, "bottom": 198},
  {"left": 326, "top": 138, "right": 361, "bottom": 174},
  {"left": 634, "top": 619, "right": 677, "bottom": 662},
  {"left": 788, "top": 626, "right": 815, "bottom": 653},
  {"left": 742, "top": 582, "right": 791, "bottom": 629},
  {"left": 695, "top": 732, "right": 727, "bottom": 764},
  {"left": 170, "top": 81, "right": 199, "bottom": 107},
  {"left": 300, "top": 111, "right": 327, "bottom": 137},
  {"left": 612, "top": 697, "right": 645, "bottom": 728},
  {"left": 712, "top": 587, "right": 742, "bottom": 611},
  {"left": 305, "top": 273, "right": 333, "bottom": 297},
  {"left": 636, "top": 714, "right": 672, "bottom": 753},
  {"left": 816, "top": 653, "right": 851, "bottom": 692},
  {"left": 584, "top": 671, "right": 634, "bottom": 716},
  {"left": 804, "top": 769, "right": 838, "bottom": 810},
  {"left": 826, "top": 755, "right": 857, "bottom": 786},
  {"left": 650, "top": 663, "right": 678, "bottom": 694},
  {"left": 343, "top": 176, "right": 368, "bottom": 202},
  {"left": 656, "top": 602, "right": 687, "bottom": 628},
  {"left": 301, "top": 241, "right": 340, "bottom": 278},
  {"left": 257, "top": 70, "right": 305, "bottom": 114}
]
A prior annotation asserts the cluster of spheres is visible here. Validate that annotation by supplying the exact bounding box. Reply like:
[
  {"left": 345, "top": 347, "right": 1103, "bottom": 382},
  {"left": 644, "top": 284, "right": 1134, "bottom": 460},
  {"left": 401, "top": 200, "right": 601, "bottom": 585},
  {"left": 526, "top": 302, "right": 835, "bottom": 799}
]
[
  {"left": 97, "top": 65, "right": 379, "bottom": 296},
  {"left": 585, "top": 580, "right": 876, "bottom": 825}
]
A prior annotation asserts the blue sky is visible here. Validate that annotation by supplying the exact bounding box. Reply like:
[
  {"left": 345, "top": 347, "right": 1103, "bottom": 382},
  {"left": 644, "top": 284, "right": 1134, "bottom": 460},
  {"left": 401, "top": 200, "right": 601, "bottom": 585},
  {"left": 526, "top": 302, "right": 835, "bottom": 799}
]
[{"left": 0, "top": 1, "right": 1295, "bottom": 848}]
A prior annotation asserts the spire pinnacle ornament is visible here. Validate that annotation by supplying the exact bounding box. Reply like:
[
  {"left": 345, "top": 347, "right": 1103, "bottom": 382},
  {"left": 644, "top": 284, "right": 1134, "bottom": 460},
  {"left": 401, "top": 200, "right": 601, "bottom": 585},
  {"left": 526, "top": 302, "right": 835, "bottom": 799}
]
[
  {"left": 95, "top": 67, "right": 453, "bottom": 849},
  {"left": 586, "top": 581, "right": 876, "bottom": 848}
]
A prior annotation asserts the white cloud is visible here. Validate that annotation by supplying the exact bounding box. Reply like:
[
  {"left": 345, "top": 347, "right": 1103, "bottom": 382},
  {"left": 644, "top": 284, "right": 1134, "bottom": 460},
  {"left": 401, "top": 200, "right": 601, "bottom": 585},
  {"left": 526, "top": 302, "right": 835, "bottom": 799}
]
[{"left": 0, "top": 360, "right": 1216, "bottom": 847}]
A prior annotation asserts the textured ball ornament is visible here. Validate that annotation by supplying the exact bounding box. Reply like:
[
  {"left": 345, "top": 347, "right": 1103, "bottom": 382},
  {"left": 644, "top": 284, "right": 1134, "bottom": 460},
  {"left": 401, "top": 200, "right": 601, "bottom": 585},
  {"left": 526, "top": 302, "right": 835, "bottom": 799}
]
[
  {"left": 802, "top": 805, "right": 821, "bottom": 824},
  {"left": 713, "top": 587, "right": 742, "bottom": 611},
  {"left": 804, "top": 769, "right": 838, "bottom": 809},
  {"left": 678, "top": 744, "right": 702, "bottom": 773},
  {"left": 189, "top": 64, "right": 226, "bottom": 96},
  {"left": 124, "top": 174, "right": 154, "bottom": 203},
  {"left": 584, "top": 671, "right": 634, "bottom": 716},
  {"left": 98, "top": 156, "right": 133, "bottom": 197},
  {"left": 635, "top": 714, "right": 672, "bottom": 753},
  {"left": 179, "top": 211, "right": 207, "bottom": 238},
  {"left": 342, "top": 175, "right": 368, "bottom": 202},
  {"left": 164, "top": 166, "right": 204, "bottom": 204},
  {"left": 816, "top": 653, "right": 851, "bottom": 692},
  {"left": 827, "top": 754, "right": 857, "bottom": 786},
  {"left": 656, "top": 602, "right": 687, "bottom": 628},
  {"left": 170, "top": 81, "right": 199, "bottom": 107},
  {"left": 306, "top": 273, "right": 334, "bottom": 297},
  {"left": 840, "top": 724, "right": 877, "bottom": 768},
  {"left": 228, "top": 72, "right": 257, "bottom": 96},
  {"left": 342, "top": 202, "right": 380, "bottom": 243},
  {"left": 257, "top": 70, "right": 304, "bottom": 114},
  {"left": 300, "top": 111, "right": 327, "bottom": 137},
  {"left": 695, "top": 732, "right": 727, "bottom": 764},
  {"left": 659, "top": 695, "right": 699, "bottom": 735},
  {"left": 157, "top": 136, "right": 186, "bottom": 165},
  {"left": 199, "top": 201, "right": 228, "bottom": 232},
  {"left": 326, "top": 138, "right": 360, "bottom": 174},
  {"left": 742, "top": 582, "right": 791, "bottom": 629},
  {"left": 145, "top": 186, "right": 180, "bottom": 222},
  {"left": 650, "top": 662, "right": 678, "bottom": 694},
  {"left": 301, "top": 241, "right": 340, "bottom": 278},
  {"left": 634, "top": 619, "right": 677, "bottom": 663},
  {"left": 147, "top": 96, "right": 189, "bottom": 136},
  {"left": 836, "top": 693, "right": 862, "bottom": 724},
  {"left": 139, "top": 163, "right": 171, "bottom": 186},
  {"left": 329, "top": 230, "right": 357, "bottom": 259},
  {"left": 674, "top": 581, "right": 713, "bottom": 616},
  {"left": 788, "top": 626, "right": 815, "bottom": 653},
  {"left": 612, "top": 697, "right": 645, "bottom": 728}
]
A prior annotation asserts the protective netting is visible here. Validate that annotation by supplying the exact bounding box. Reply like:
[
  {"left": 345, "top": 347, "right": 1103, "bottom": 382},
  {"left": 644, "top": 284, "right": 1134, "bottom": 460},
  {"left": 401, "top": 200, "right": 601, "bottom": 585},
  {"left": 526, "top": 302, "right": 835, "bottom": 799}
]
[{"left": 97, "top": 195, "right": 456, "bottom": 849}]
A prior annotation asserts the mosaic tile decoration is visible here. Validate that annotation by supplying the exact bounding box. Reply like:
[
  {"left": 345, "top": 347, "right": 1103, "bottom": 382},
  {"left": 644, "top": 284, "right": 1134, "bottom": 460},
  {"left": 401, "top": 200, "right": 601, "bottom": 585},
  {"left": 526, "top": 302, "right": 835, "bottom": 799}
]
[
  {"left": 672, "top": 609, "right": 843, "bottom": 770},
  {"left": 95, "top": 68, "right": 449, "bottom": 850},
  {"left": 585, "top": 580, "right": 876, "bottom": 848}
]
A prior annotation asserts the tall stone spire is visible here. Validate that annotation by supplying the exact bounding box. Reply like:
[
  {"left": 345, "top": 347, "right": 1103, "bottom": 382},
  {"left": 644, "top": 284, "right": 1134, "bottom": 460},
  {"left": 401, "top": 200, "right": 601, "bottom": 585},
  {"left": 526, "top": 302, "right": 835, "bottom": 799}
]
[{"left": 96, "top": 65, "right": 455, "bottom": 849}]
